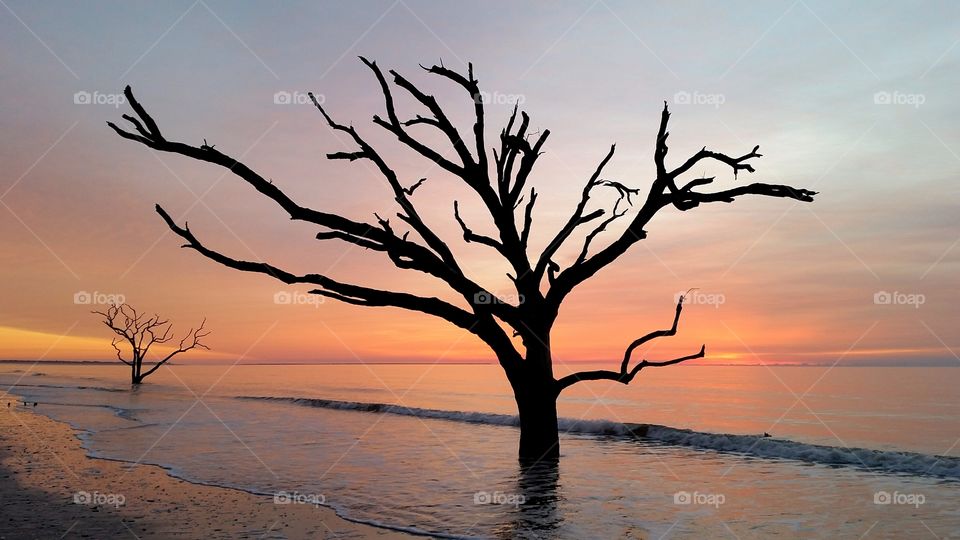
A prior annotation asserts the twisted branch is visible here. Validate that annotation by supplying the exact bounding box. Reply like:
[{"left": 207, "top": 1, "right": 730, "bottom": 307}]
[{"left": 555, "top": 294, "right": 705, "bottom": 393}]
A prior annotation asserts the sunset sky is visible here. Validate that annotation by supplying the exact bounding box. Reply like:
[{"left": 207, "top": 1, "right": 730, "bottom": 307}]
[{"left": 1, "top": 0, "right": 958, "bottom": 366}]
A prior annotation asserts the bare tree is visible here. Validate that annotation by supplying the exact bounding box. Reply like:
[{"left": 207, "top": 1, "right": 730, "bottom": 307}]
[
  {"left": 94, "top": 303, "right": 210, "bottom": 384},
  {"left": 108, "top": 59, "right": 815, "bottom": 461}
]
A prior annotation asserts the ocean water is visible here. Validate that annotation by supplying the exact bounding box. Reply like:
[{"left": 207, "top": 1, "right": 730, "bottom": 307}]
[{"left": 2, "top": 363, "right": 959, "bottom": 539}]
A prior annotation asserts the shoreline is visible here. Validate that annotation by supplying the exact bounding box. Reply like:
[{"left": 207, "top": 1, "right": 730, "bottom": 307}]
[{"left": 0, "top": 392, "right": 416, "bottom": 539}]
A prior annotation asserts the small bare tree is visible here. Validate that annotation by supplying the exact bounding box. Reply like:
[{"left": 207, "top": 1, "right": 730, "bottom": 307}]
[
  {"left": 108, "top": 59, "right": 815, "bottom": 461},
  {"left": 94, "top": 303, "right": 210, "bottom": 384}
]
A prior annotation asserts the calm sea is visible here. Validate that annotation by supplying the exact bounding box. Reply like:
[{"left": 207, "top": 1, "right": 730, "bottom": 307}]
[{"left": 2, "top": 363, "right": 959, "bottom": 538}]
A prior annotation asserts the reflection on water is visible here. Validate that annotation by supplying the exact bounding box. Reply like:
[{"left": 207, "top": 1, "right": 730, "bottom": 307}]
[{"left": 501, "top": 460, "right": 562, "bottom": 539}]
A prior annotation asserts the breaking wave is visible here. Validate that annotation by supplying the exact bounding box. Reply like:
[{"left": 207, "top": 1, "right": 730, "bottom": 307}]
[{"left": 239, "top": 395, "right": 960, "bottom": 479}]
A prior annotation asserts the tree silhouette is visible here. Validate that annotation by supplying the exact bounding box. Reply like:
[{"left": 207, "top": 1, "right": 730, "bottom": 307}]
[
  {"left": 94, "top": 303, "right": 210, "bottom": 384},
  {"left": 108, "top": 59, "right": 815, "bottom": 461}
]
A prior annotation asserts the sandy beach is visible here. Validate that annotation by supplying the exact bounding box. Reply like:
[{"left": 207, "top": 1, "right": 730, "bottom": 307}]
[{"left": 0, "top": 393, "right": 413, "bottom": 540}]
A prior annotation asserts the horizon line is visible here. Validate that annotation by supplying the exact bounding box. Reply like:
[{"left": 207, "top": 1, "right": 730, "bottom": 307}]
[{"left": 1, "top": 359, "right": 957, "bottom": 368}]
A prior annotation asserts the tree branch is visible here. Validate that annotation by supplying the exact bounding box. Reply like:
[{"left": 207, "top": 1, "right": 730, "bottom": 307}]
[
  {"left": 360, "top": 58, "right": 536, "bottom": 296},
  {"left": 155, "top": 204, "right": 485, "bottom": 331},
  {"left": 575, "top": 190, "right": 631, "bottom": 265},
  {"left": 308, "top": 91, "right": 522, "bottom": 327},
  {"left": 109, "top": 338, "right": 133, "bottom": 366},
  {"left": 554, "top": 346, "right": 705, "bottom": 392},
  {"left": 453, "top": 200, "right": 504, "bottom": 250},
  {"left": 360, "top": 57, "right": 468, "bottom": 179},
  {"left": 555, "top": 294, "right": 705, "bottom": 393},
  {"left": 419, "top": 61, "right": 489, "bottom": 181},
  {"left": 108, "top": 86, "right": 417, "bottom": 260},
  {"left": 546, "top": 102, "right": 816, "bottom": 311},
  {"left": 534, "top": 144, "right": 616, "bottom": 281},
  {"left": 670, "top": 145, "right": 762, "bottom": 181},
  {"left": 672, "top": 182, "right": 817, "bottom": 210},
  {"left": 520, "top": 187, "right": 537, "bottom": 248},
  {"left": 140, "top": 319, "right": 211, "bottom": 379}
]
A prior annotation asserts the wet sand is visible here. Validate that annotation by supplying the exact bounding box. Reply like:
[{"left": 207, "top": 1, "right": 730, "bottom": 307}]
[{"left": 0, "top": 393, "right": 415, "bottom": 539}]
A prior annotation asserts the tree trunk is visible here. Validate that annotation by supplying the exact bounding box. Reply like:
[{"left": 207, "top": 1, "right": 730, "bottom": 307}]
[
  {"left": 132, "top": 357, "right": 142, "bottom": 385},
  {"left": 515, "top": 386, "right": 560, "bottom": 463},
  {"left": 513, "top": 338, "right": 560, "bottom": 463}
]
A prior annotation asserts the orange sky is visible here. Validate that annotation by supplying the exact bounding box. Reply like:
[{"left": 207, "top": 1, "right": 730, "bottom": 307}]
[{"left": 1, "top": 2, "right": 958, "bottom": 366}]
